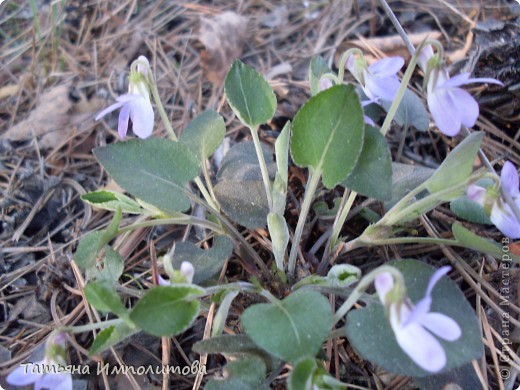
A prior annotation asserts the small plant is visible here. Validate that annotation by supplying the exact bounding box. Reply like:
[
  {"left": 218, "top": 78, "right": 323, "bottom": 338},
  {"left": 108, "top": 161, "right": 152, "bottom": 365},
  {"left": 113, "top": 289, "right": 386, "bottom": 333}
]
[{"left": 6, "top": 3, "right": 518, "bottom": 389}]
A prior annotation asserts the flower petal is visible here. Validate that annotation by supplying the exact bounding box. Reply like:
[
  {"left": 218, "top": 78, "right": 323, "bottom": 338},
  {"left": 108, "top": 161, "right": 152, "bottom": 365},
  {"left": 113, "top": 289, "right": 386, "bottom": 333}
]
[
  {"left": 364, "top": 72, "right": 401, "bottom": 101},
  {"left": 425, "top": 266, "right": 451, "bottom": 298},
  {"left": 447, "top": 88, "right": 479, "bottom": 129},
  {"left": 440, "top": 73, "right": 471, "bottom": 88},
  {"left": 419, "top": 312, "right": 461, "bottom": 341},
  {"left": 418, "top": 45, "right": 434, "bottom": 71},
  {"left": 94, "top": 101, "right": 124, "bottom": 121},
  {"left": 117, "top": 103, "right": 130, "bottom": 139},
  {"left": 501, "top": 161, "right": 519, "bottom": 198},
  {"left": 427, "top": 87, "right": 461, "bottom": 136},
  {"left": 390, "top": 306, "right": 447, "bottom": 372},
  {"left": 129, "top": 97, "right": 154, "bottom": 138},
  {"left": 6, "top": 363, "right": 44, "bottom": 386},
  {"left": 368, "top": 57, "right": 404, "bottom": 77},
  {"left": 467, "top": 185, "right": 487, "bottom": 206},
  {"left": 375, "top": 272, "right": 394, "bottom": 304},
  {"left": 490, "top": 202, "right": 520, "bottom": 239},
  {"left": 35, "top": 372, "right": 72, "bottom": 390}
]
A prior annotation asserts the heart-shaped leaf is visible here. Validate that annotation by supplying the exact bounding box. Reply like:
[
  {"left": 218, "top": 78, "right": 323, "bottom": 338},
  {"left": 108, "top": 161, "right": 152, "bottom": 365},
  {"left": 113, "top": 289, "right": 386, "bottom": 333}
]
[
  {"left": 224, "top": 60, "right": 276, "bottom": 128},
  {"left": 291, "top": 84, "right": 364, "bottom": 189},
  {"left": 93, "top": 138, "right": 199, "bottom": 214},
  {"left": 84, "top": 281, "right": 129, "bottom": 321},
  {"left": 89, "top": 322, "right": 138, "bottom": 356},
  {"left": 130, "top": 285, "right": 204, "bottom": 337},
  {"left": 180, "top": 110, "right": 226, "bottom": 161},
  {"left": 168, "top": 236, "right": 233, "bottom": 285},
  {"left": 205, "top": 356, "right": 267, "bottom": 390},
  {"left": 242, "top": 289, "right": 332, "bottom": 362},
  {"left": 385, "top": 162, "right": 435, "bottom": 208},
  {"left": 342, "top": 125, "right": 392, "bottom": 200},
  {"left": 345, "top": 259, "right": 483, "bottom": 377}
]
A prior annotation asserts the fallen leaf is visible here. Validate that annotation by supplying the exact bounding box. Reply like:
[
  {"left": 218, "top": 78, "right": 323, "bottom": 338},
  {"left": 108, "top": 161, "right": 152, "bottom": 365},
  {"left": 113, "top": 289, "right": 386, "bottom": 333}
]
[
  {"left": 199, "top": 11, "right": 248, "bottom": 86},
  {"left": 0, "top": 84, "right": 19, "bottom": 100},
  {"left": 2, "top": 85, "right": 72, "bottom": 145}
]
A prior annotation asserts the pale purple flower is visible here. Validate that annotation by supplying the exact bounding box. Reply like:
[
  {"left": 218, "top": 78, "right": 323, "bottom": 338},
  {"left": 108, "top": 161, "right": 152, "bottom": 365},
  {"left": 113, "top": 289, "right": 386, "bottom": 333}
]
[
  {"left": 375, "top": 266, "right": 461, "bottom": 373},
  {"left": 346, "top": 56, "right": 404, "bottom": 102},
  {"left": 426, "top": 68, "right": 504, "bottom": 136},
  {"left": 7, "top": 332, "right": 72, "bottom": 390},
  {"left": 467, "top": 161, "right": 520, "bottom": 238},
  {"left": 95, "top": 56, "right": 154, "bottom": 139}
]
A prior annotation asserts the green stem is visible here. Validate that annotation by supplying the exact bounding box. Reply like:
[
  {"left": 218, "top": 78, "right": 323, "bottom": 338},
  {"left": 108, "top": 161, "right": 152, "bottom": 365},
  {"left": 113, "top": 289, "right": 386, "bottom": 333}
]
[
  {"left": 360, "top": 236, "right": 457, "bottom": 247},
  {"left": 194, "top": 176, "right": 219, "bottom": 211},
  {"left": 201, "top": 159, "right": 220, "bottom": 209},
  {"left": 149, "top": 80, "right": 178, "bottom": 141},
  {"left": 337, "top": 48, "right": 363, "bottom": 83},
  {"left": 332, "top": 266, "right": 405, "bottom": 325},
  {"left": 287, "top": 168, "right": 322, "bottom": 277},
  {"left": 61, "top": 319, "right": 123, "bottom": 334},
  {"left": 379, "top": 47, "right": 422, "bottom": 137},
  {"left": 250, "top": 126, "right": 273, "bottom": 210},
  {"left": 328, "top": 189, "right": 357, "bottom": 251},
  {"left": 117, "top": 216, "right": 224, "bottom": 236}
]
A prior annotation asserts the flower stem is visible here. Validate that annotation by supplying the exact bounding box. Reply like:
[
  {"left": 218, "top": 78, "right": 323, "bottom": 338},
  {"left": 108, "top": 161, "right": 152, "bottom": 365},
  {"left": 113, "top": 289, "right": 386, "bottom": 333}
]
[
  {"left": 117, "top": 216, "right": 224, "bottom": 236},
  {"left": 148, "top": 81, "right": 178, "bottom": 141},
  {"left": 61, "top": 319, "right": 124, "bottom": 334},
  {"left": 327, "top": 189, "right": 357, "bottom": 251},
  {"left": 194, "top": 176, "right": 219, "bottom": 211},
  {"left": 288, "top": 168, "right": 322, "bottom": 277},
  {"left": 250, "top": 126, "right": 273, "bottom": 210},
  {"left": 332, "top": 266, "right": 405, "bottom": 325}
]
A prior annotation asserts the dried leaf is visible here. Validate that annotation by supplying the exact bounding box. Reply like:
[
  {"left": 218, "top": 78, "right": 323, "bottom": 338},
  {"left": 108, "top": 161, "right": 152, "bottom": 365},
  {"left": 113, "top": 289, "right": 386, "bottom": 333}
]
[
  {"left": 199, "top": 11, "right": 248, "bottom": 86},
  {"left": 2, "top": 85, "right": 72, "bottom": 146}
]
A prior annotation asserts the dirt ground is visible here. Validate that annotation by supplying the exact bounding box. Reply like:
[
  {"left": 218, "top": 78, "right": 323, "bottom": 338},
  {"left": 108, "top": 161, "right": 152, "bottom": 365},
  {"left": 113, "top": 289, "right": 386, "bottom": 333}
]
[{"left": 1, "top": 0, "right": 519, "bottom": 389}]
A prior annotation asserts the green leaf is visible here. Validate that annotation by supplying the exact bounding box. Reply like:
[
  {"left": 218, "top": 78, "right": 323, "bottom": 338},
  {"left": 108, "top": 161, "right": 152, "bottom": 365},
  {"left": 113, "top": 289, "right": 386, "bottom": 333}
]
[
  {"left": 345, "top": 259, "right": 483, "bottom": 377},
  {"left": 414, "top": 363, "right": 482, "bottom": 390},
  {"left": 74, "top": 231, "right": 104, "bottom": 270},
  {"left": 93, "top": 138, "right": 199, "bottom": 214},
  {"left": 385, "top": 163, "right": 435, "bottom": 208},
  {"left": 205, "top": 356, "right": 267, "bottom": 390},
  {"left": 309, "top": 56, "right": 332, "bottom": 96},
  {"left": 242, "top": 289, "right": 333, "bottom": 362},
  {"left": 217, "top": 141, "right": 275, "bottom": 181},
  {"left": 425, "top": 132, "right": 484, "bottom": 194},
  {"left": 452, "top": 223, "right": 519, "bottom": 262},
  {"left": 224, "top": 60, "right": 276, "bottom": 128},
  {"left": 89, "top": 322, "right": 138, "bottom": 356},
  {"left": 193, "top": 334, "right": 281, "bottom": 371},
  {"left": 214, "top": 180, "right": 269, "bottom": 229},
  {"left": 288, "top": 357, "right": 317, "bottom": 390},
  {"left": 130, "top": 285, "right": 204, "bottom": 337},
  {"left": 291, "top": 84, "right": 364, "bottom": 189},
  {"left": 168, "top": 236, "right": 233, "bottom": 285},
  {"left": 450, "top": 178, "right": 494, "bottom": 225},
  {"left": 95, "top": 246, "right": 124, "bottom": 282},
  {"left": 342, "top": 125, "right": 392, "bottom": 200},
  {"left": 84, "top": 281, "right": 130, "bottom": 321},
  {"left": 450, "top": 197, "right": 492, "bottom": 225},
  {"left": 180, "top": 110, "right": 226, "bottom": 161},
  {"left": 81, "top": 190, "right": 144, "bottom": 214},
  {"left": 381, "top": 89, "right": 429, "bottom": 132}
]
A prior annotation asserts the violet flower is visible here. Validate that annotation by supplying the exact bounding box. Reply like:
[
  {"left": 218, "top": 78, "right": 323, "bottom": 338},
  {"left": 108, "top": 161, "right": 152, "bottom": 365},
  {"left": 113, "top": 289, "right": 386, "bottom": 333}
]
[
  {"left": 375, "top": 266, "right": 461, "bottom": 372},
  {"left": 426, "top": 68, "right": 504, "bottom": 136},
  {"left": 158, "top": 256, "right": 195, "bottom": 285},
  {"left": 419, "top": 44, "right": 504, "bottom": 137},
  {"left": 467, "top": 161, "right": 520, "bottom": 238},
  {"left": 7, "top": 332, "right": 72, "bottom": 390},
  {"left": 95, "top": 56, "right": 154, "bottom": 139},
  {"left": 346, "top": 56, "right": 404, "bottom": 102}
]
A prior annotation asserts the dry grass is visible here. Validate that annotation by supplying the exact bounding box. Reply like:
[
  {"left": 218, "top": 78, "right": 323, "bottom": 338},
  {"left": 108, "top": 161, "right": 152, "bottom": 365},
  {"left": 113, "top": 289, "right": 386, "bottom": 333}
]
[{"left": 0, "top": 0, "right": 519, "bottom": 388}]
